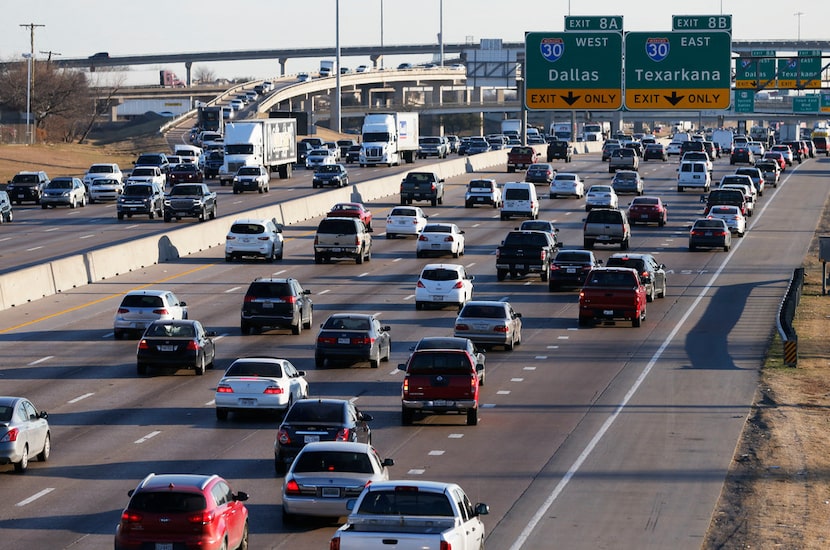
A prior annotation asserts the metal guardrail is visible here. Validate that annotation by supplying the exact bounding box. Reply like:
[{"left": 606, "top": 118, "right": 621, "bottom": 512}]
[{"left": 777, "top": 267, "right": 804, "bottom": 367}]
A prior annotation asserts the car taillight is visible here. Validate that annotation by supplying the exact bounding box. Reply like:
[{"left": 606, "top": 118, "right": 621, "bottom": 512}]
[
  {"left": 278, "top": 428, "right": 291, "bottom": 444},
  {"left": 455, "top": 323, "right": 469, "bottom": 331},
  {"left": 493, "top": 325, "right": 509, "bottom": 333},
  {"left": 354, "top": 235, "right": 361, "bottom": 245},
  {"left": 285, "top": 479, "right": 301, "bottom": 495},
  {"left": 226, "top": 235, "right": 236, "bottom": 241},
  {"left": 539, "top": 249, "right": 547, "bottom": 261},
  {"left": 418, "top": 234, "right": 428, "bottom": 241},
  {"left": 120, "top": 510, "right": 143, "bottom": 527},
  {"left": 402, "top": 377, "right": 410, "bottom": 396},
  {"left": 417, "top": 280, "right": 426, "bottom": 288},
  {"left": 550, "top": 264, "right": 561, "bottom": 271},
  {"left": 430, "top": 183, "right": 437, "bottom": 191},
  {"left": 117, "top": 307, "right": 130, "bottom": 314},
  {"left": 152, "top": 308, "right": 169, "bottom": 315},
  {"left": 440, "top": 541, "right": 452, "bottom": 550},
  {"left": 188, "top": 510, "right": 215, "bottom": 525},
  {"left": 216, "top": 384, "right": 233, "bottom": 393},
  {"left": 318, "top": 336, "right": 337, "bottom": 345},
  {"left": 453, "top": 281, "right": 463, "bottom": 289},
  {"left": 330, "top": 536, "right": 341, "bottom": 550},
  {"left": 336, "top": 428, "right": 352, "bottom": 441},
  {"left": 444, "top": 235, "right": 454, "bottom": 242},
  {"left": 282, "top": 296, "right": 297, "bottom": 304},
  {"left": 257, "top": 236, "right": 270, "bottom": 241},
  {"left": 186, "top": 340, "right": 199, "bottom": 351},
  {"left": 314, "top": 236, "right": 319, "bottom": 245},
  {"left": 0, "top": 427, "right": 19, "bottom": 443},
  {"left": 138, "top": 339, "right": 149, "bottom": 350},
  {"left": 352, "top": 336, "right": 373, "bottom": 345},
  {"left": 243, "top": 295, "right": 256, "bottom": 303},
  {"left": 263, "top": 386, "right": 284, "bottom": 395}
]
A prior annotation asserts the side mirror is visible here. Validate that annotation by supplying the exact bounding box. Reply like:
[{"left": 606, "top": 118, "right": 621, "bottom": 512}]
[
  {"left": 303, "top": 289, "right": 312, "bottom": 295},
  {"left": 382, "top": 325, "right": 391, "bottom": 332},
  {"left": 205, "top": 331, "right": 218, "bottom": 338},
  {"left": 235, "top": 491, "right": 249, "bottom": 502},
  {"left": 359, "top": 412, "right": 374, "bottom": 422},
  {"left": 474, "top": 503, "right": 490, "bottom": 516},
  {"left": 297, "top": 370, "right": 307, "bottom": 377},
  {"left": 179, "top": 301, "right": 187, "bottom": 307},
  {"left": 398, "top": 364, "right": 407, "bottom": 371},
  {"left": 382, "top": 458, "right": 395, "bottom": 467}
]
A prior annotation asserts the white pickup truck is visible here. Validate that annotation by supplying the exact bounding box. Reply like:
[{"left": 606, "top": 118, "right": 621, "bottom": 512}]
[{"left": 330, "top": 480, "right": 488, "bottom": 550}]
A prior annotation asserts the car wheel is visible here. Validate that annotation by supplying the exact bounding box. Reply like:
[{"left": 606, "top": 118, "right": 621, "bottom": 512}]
[
  {"left": 386, "top": 233, "right": 395, "bottom": 239},
  {"left": 647, "top": 285, "right": 655, "bottom": 302},
  {"left": 578, "top": 315, "right": 591, "bottom": 327},
  {"left": 540, "top": 267, "right": 549, "bottom": 282},
  {"left": 621, "top": 238, "right": 630, "bottom": 251},
  {"left": 237, "top": 523, "right": 249, "bottom": 550},
  {"left": 114, "top": 329, "right": 124, "bottom": 340},
  {"left": 37, "top": 434, "right": 50, "bottom": 462},
  {"left": 117, "top": 212, "right": 124, "bottom": 220},
  {"left": 216, "top": 408, "right": 229, "bottom": 421},
  {"left": 633, "top": 309, "right": 643, "bottom": 328},
  {"left": 505, "top": 335, "right": 515, "bottom": 351},
  {"left": 356, "top": 247, "right": 365, "bottom": 264},
  {"left": 275, "top": 457, "right": 287, "bottom": 476},
  {"left": 452, "top": 248, "right": 460, "bottom": 258},
  {"left": 401, "top": 406, "right": 414, "bottom": 426},
  {"left": 148, "top": 210, "right": 155, "bottom": 219},
  {"left": 14, "top": 445, "right": 28, "bottom": 473},
  {"left": 164, "top": 214, "right": 172, "bottom": 222},
  {"left": 267, "top": 245, "right": 276, "bottom": 263},
  {"left": 137, "top": 363, "right": 147, "bottom": 375},
  {"left": 466, "top": 408, "right": 478, "bottom": 426},
  {"left": 370, "top": 352, "right": 380, "bottom": 368},
  {"left": 210, "top": 205, "right": 217, "bottom": 220},
  {"left": 496, "top": 269, "right": 507, "bottom": 282},
  {"left": 291, "top": 319, "right": 302, "bottom": 335},
  {"left": 315, "top": 355, "right": 325, "bottom": 369},
  {"left": 416, "top": 301, "right": 424, "bottom": 311},
  {"left": 195, "top": 355, "right": 205, "bottom": 376}
]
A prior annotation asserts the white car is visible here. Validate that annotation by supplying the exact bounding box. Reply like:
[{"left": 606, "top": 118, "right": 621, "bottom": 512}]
[
  {"left": 215, "top": 357, "right": 309, "bottom": 420},
  {"left": 386, "top": 206, "right": 428, "bottom": 239},
  {"left": 415, "top": 263, "right": 475, "bottom": 310},
  {"left": 464, "top": 178, "right": 502, "bottom": 208},
  {"left": 126, "top": 166, "right": 166, "bottom": 187},
  {"left": 89, "top": 177, "right": 124, "bottom": 202},
  {"left": 549, "top": 172, "right": 585, "bottom": 199},
  {"left": 748, "top": 141, "right": 766, "bottom": 157},
  {"left": 282, "top": 442, "right": 393, "bottom": 521},
  {"left": 416, "top": 223, "right": 465, "bottom": 258},
  {"left": 305, "top": 148, "right": 336, "bottom": 169},
  {"left": 707, "top": 204, "right": 746, "bottom": 237},
  {"left": 225, "top": 218, "right": 284, "bottom": 262},
  {"left": 666, "top": 141, "right": 683, "bottom": 156},
  {"left": 113, "top": 289, "right": 188, "bottom": 339},
  {"left": 0, "top": 396, "right": 50, "bottom": 473},
  {"left": 83, "top": 163, "right": 123, "bottom": 188},
  {"left": 229, "top": 99, "right": 244, "bottom": 111},
  {"left": 584, "top": 185, "right": 618, "bottom": 211}
]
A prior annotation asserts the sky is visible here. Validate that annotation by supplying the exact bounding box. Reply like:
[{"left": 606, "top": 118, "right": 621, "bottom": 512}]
[{"left": 3, "top": 1, "right": 827, "bottom": 85}]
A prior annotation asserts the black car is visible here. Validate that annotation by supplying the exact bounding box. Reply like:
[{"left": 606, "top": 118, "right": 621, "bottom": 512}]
[
  {"left": 136, "top": 319, "right": 216, "bottom": 375},
  {"left": 203, "top": 150, "right": 224, "bottom": 179},
  {"left": 134, "top": 153, "right": 171, "bottom": 179},
  {"left": 730, "top": 146, "right": 755, "bottom": 165},
  {"left": 689, "top": 218, "right": 732, "bottom": 252},
  {"left": 117, "top": 182, "right": 164, "bottom": 220},
  {"left": 643, "top": 143, "right": 667, "bottom": 161},
  {"left": 312, "top": 164, "right": 349, "bottom": 188},
  {"left": 548, "top": 249, "right": 602, "bottom": 291},
  {"left": 274, "top": 398, "right": 373, "bottom": 474},
  {"left": 314, "top": 313, "right": 391, "bottom": 368},
  {"left": 6, "top": 171, "right": 49, "bottom": 205},
  {"left": 525, "top": 163, "right": 556, "bottom": 184},
  {"left": 240, "top": 277, "right": 313, "bottom": 335},
  {"left": 612, "top": 170, "right": 644, "bottom": 195},
  {"left": 605, "top": 253, "right": 667, "bottom": 302},
  {"left": 345, "top": 144, "right": 362, "bottom": 164}
]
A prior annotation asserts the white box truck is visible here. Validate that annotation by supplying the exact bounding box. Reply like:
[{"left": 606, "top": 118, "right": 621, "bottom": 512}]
[
  {"left": 582, "top": 122, "right": 610, "bottom": 142},
  {"left": 501, "top": 119, "right": 522, "bottom": 137},
  {"left": 319, "top": 60, "right": 335, "bottom": 77},
  {"left": 359, "top": 112, "right": 420, "bottom": 166},
  {"left": 218, "top": 119, "right": 297, "bottom": 185}
]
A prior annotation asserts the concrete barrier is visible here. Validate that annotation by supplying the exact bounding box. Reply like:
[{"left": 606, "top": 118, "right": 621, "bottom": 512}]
[{"left": 0, "top": 150, "right": 543, "bottom": 312}]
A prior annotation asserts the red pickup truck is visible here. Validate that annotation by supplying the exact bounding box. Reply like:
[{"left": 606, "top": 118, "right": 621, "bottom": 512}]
[
  {"left": 578, "top": 267, "right": 647, "bottom": 327},
  {"left": 506, "top": 146, "right": 540, "bottom": 173}
]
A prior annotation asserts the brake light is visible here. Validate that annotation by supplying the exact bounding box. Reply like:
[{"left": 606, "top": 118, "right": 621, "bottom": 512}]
[
  {"left": 493, "top": 325, "right": 509, "bottom": 333},
  {"left": 188, "top": 510, "right": 215, "bottom": 525},
  {"left": 216, "top": 384, "right": 233, "bottom": 393},
  {"left": 539, "top": 249, "right": 547, "bottom": 261},
  {"left": 282, "top": 296, "right": 297, "bottom": 304},
  {"left": 278, "top": 428, "right": 291, "bottom": 444},
  {"left": 455, "top": 323, "right": 469, "bottom": 331},
  {"left": 263, "top": 386, "right": 285, "bottom": 395},
  {"left": 243, "top": 295, "right": 256, "bottom": 303},
  {"left": 185, "top": 340, "right": 199, "bottom": 351},
  {"left": 440, "top": 542, "right": 452, "bottom": 550},
  {"left": 418, "top": 234, "right": 428, "bottom": 241},
  {"left": 152, "top": 308, "right": 169, "bottom": 315},
  {"left": 285, "top": 479, "right": 301, "bottom": 495},
  {"left": 318, "top": 336, "right": 337, "bottom": 345},
  {"left": 444, "top": 235, "right": 454, "bottom": 242},
  {"left": 352, "top": 336, "right": 373, "bottom": 345},
  {"left": 138, "top": 339, "right": 149, "bottom": 350},
  {"left": 354, "top": 235, "right": 361, "bottom": 245},
  {"left": 117, "top": 308, "right": 130, "bottom": 314},
  {"left": 257, "top": 236, "right": 270, "bottom": 241},
  {"left": 0, "top": 427, "right": 19, "bottom": 442},
  {"left": 330, "top": 536, "right": 341, "bottom": 550},
  {"left": 120, "top": 510, "right": 143, "bottom": 526},
  {"left": 402, "top": 377, "right": 410, "bottom": 396},
  {"left": 417, "top": 280, "right": 426, "bottom": 288},
  {"left": 336, "top": 428, "right": 351, "bottom": 441},
  {"left": 453, "top": 281, "right": 463, "bottom": 289}
]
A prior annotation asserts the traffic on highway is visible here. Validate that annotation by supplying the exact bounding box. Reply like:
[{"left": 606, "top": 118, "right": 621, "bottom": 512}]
[{"left": 0, "top": 124, "right": 826, "bottom": 549}]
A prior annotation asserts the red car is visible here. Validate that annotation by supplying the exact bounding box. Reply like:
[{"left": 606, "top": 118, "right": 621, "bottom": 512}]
[
  {"left": 115, "top": 473, "right": 249, "bottom": 550},
  {"left": 168, "top": 163, "right": 204, "bottom": 185},
  {"left": 627, "top": 196, "right": 668, "bottom": 227},
  {"left": 326, "top": 202, "right": 372, "bottom": 231},
  {"left": 763, "top": 151, "right": 787, "bottom": 171}
]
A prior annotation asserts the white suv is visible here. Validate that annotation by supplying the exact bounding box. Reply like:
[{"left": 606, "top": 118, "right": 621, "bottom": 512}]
[
  {"left": 415, "top": 264, "right": 475, "bottom": 311},
  {"left": 83, "top": 163, "right": 123, "bottom": 188},
  {"left": 113, "top": 290, "right": 188, "bottom": 339},
  {"left": 225, "top": 218, "right": 284, "bottom": 262}
]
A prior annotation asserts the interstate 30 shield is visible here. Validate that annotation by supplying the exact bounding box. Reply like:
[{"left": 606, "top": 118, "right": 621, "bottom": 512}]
[
  {"left": 645, "top": 37, "right": 670, "bottom": 63},
  {"left": 540, "top": 38, "right": 564, "bottom": 63}
]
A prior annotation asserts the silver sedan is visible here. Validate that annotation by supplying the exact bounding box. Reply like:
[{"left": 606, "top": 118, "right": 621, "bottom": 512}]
[
  {"left": 454, "top": 300, "right": 523, "bottom": 351},
  {"left": 0, "top": 396, "right": 50, "bottom": 473},
  {"left": 281, "top": 441, "right": 394, "bottom": 521}
]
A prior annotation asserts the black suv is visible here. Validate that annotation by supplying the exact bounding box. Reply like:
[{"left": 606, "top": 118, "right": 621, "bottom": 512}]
[
  {"left": 274, "top": 399, "right": 373, "bottom": 474},
  {"left": 546, "top": 140, "right": 573, "bottom": 163},
  {"left": 117, "top": 182, "right": 164, "bottom": 220},
  {"left": 605, "top": 253, "right": 667, "bottom": 302},
  {"left": 241, "top": 277, "right": 313, "bottom": 335},
  {"left": 6, "top": 171, "right": 49, "bottom": 205}
]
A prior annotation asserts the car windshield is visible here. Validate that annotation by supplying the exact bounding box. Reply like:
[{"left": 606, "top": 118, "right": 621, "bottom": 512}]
[
  {"left": 460, "top": 304, "right": 506, "bottom": 319},
  {"left": 556, "top": 251, "right": 591, "bottom": 262},
  {"left": 129, "top": 492, "right": 206, "bottom": 513},
  {"left": 422, "top": 225, "right": 452, "bottom": 233},
  {"left": 292, "top": 451, "right": 373, "bottom": 474},
  {"left": 408, "top": 352, "right": 473, "bottom": 374},
  {"left": 695, "top": 220, "right": 725, "bottom": 228},
  {"left": 390, "top": 208, "right": 417, "bottom": 217},
  {"left": 421, "top": 268, "right": 461, "bottom": 281},
  {"left": 317, "top": 165, "right": 340, "bottom": 173},
  {"left": 12, "top": 174, "right": 41, "bottom": 183},
  {"left": 49, "top": 180, "right": 72, "bottom": 189},
  {"left": 469, "top": 181, "right": 492, "bottom": 191},
  {"left": 358, "top": 491, "right": 454, "bottom": 517},
  {"left": 173, "top": 164, "right": 197, "bottom": 172},
  {"left": 89, "top": 165, "right": 114, "bottom": 173},
  {"left": 285, "top": 402, "right": 343, "bottom": 423},
  {"left": 237, "top": 167, "right": 260, "bottom": 176},
  {"left": 226, "top": 361, "right": 283, "bottom": 378},
  {"left": 230, "top": 223, "right": 266, "bottom": 235},
  {"left": 631, "top": 198, "right": 658, "bottom": 206},
  {"left": 170, "top": 185, "right": 202, "bottom": 195},
  {"left": 323, "top": 317, "right": 371, "bottom": 330}
]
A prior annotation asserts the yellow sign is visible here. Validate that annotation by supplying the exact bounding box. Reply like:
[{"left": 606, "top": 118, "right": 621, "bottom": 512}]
[
  {"left": 624, "top": 88, "right": 730, "bottom": 110},
  {"left": 778, "top": 79, "right": 797, "bottom": 89},
  {"left": 802, "top": 79, "right": 821, "bottom": 89},
  {"left": 735, "top": 80, "right": 757, "bottom": 89},
  {"left": 526, "top": 88, "right": 622, "bottom": 110}
]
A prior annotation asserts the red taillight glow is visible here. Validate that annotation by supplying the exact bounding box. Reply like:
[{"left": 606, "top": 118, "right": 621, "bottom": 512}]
[
  {"left": 216, "top": 385, "right": 233, "bottom": 393},
  {"left": 120, "top": 510, "right": 142, "bottom": 525},
  {"left": 455, "top": 323, "right": 469, "bottom": 331},
  {"left": 402, "top": 378, "right": 410, "bottom": 395},
  {"left": 117, "top": 308, "right": 129, "bottom": 314},
  {"left": 418, "top": 234, "right": 428, "bottom": 241},
  {"left": 285, "top": 479, "right": 301, "bottom": 495},
  {"left": 352, "top": 336, "right": 373, "bottom": 345},
  {"left": 1, "top": 427, "right": 19, "bottom": 443},
  {"left": 152, "top": 308, "right": 169, "bottom": 315},
  {"left": 282, "top": 296, "right": 297, "bottom": 304},
  {"left": 330, "top": 536, "right": 341, "bottom": 550},
  {"left": 493, "top": 325, "right": 509, "bottom": 333},
  {"left": 336, "top": 428, "right": 351, "bottom": 441},
  {"left": 444, "top": 236, "right": 454, "bottom": 242},
  {"left": 263, "top": 386, "right": 285, "bottom": 395},
  {"left": 138, "top": 339, "right": 149, "bottom": 350},
  {"left": 278, "top": 428, "right": 291, "bottom": 444},
  {"left": 185, "top": 340, "right": 199, "bottom": 351},
  {"left": 417, "top": 280, "right": 426, "bottom": 288},
  {"left": 257, "top": 236, "right": 270, "bottom": 241},
  {"left": 243, "top": 295, "right": 256, "bottom": 303},
  {"left": 188, "top": 510, "right": 215, "bottom": 525},
  {"left": 226, "top": 236, "right": 236, "bottom": 241},
  {"left": 318, "top": 336, "right": 337, "bottom": 345},
  {"left": 453, "top": 281, "right": 463, "bottom": 289}
]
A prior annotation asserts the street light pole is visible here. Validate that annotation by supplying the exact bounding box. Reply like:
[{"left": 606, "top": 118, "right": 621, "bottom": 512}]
[
  {"left": 380, "top": 0, "right": 384, "bottom": 70},
  {"left": 439, "top": 0, "right": 444, "bottom": 66},
  {"left": 22, "top": 53, "right": 32, "bottom": 145},
  {"left": 334, "top": 0, "right": 342, "bottom": 133},
  {"left": 794, "top": 11, "right": 804, "bottom": 40}
]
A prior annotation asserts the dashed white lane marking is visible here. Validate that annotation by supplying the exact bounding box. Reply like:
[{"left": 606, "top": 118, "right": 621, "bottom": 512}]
[
  {"left": 29, "top": 356, "right": 53, "bottom": 365},
  {"left": 135, "top": 431, "right": 161, "bottom": 444},
  {"left": 68, "top": 393, "right": 94, "bottom": 404},
  {"left": 408, "top": 469, "right": 425, "bottom": 475},
  {"left": 318, "top": 289, "right": 331, "bottom": 295},
  {"left": 497, "top": 390, "right": 511, "bottom": 395},
  {"left": 448, "top": 433, "right": 464, "bottom": 439},
  {"left": 16, "top": 488, "right": 54, "bottom": 507},
  {"left": 358, "top": 272, "right": 369, "bottom": 277},
  {"left": 225, "top": 286, "right": 241, "bottom": 293},
  {"left": 428, "top": 450, "right": 445, "bottom": 456},
  {"left": 511, "top": 378, "right": 524, "bottom": 382},
  {"left": 524, "top": 366, "right": 537, "bottom": 371}
]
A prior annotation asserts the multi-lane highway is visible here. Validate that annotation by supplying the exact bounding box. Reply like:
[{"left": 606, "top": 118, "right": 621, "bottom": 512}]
[{"left": 0, "top": 146, "right": 824, "bottom": 549}]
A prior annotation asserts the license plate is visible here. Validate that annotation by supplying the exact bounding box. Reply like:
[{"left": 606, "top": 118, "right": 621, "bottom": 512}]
[
  {"left": 432, "top": 295, "right": 443, "bottom": 301},
  {"left": 515, "top": 264, "right": 525, "bottom": 270},
  {"left": 474, "top": 324, "right": 488, "bottom": 330},
  {"left": 338, "top": 337, "right": 350, "bottom": 344},
  {"left": 304, "top": 435, "right": 320, "bottom": 443},
  {"left": 705, "top": 231, "right": 713, "bottom": 236},
  {"left": 431, "top": 244, "right": 440, "bottom": 248},
  {"left": 603, "top": 310, "right": 614, "bottom": 315},
  {"left": 640, "top": 214, "right": 649, "bottom": 219},
  {"left": 566, "top": 268, "right": 576, "bottom": 274},
  {"left": 322, "top": 487, "right": 341, "bottom": 498},
  {"left": 242, "top": 237, "right": 252, "bottom": 243},
  {"left": 476, "top": 197, "right": 485, "bottom": 202},
  {"left": 239, "top": 398, "right": 256, "bottom": 406},
  {"left": 434, "top": 400, "right": 448, "bottom": 406},
  {"left": 598, "top": 235, "right": 610, "bottom": 241},
  {"left": 330, "top": 247, "right": 343, "bottom": 253},
  {"left": 155, "top": 544, "right": 173, "bottom": 550},
  {"left": 263, "top": 302, "right": 273, "bottom": 309},
  {"left": 158, "top": 345, "right": 175, "bottom": 352}
]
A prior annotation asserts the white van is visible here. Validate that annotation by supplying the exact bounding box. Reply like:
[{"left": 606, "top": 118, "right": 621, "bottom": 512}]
[
  {"left": 174, "top": 145, "right": 202, "bottom": 165},
  {"left": 500, "top": 182, "right": 539, "bottom": 221},
  {"left": 677, "top": 161, "right": 711, "bottom": 192}
]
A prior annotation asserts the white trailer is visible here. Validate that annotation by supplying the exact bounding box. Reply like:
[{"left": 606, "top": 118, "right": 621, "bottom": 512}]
[
  {"left": 359, "top": 112, "right": 420, "bottom": 166},
  {"left": 218, "top": 119, "right": 297, "bottom": 184}
]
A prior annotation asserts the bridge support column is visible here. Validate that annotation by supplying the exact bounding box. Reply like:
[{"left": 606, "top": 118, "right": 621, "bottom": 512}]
[
  {"left": 306, "top": 95, "right": 315, "bottom": 136},
  {"left": 279, "top": 58, "right": 287, "bottom": 76},
  {"left": 393, "top": 84, "right": 406, "bottom": 107},
  {"left": 370, "top": 54, "right": 383, "bottom": 70},
  {"left": 185, "top": 61, "right": 192, "bottom": 87}
]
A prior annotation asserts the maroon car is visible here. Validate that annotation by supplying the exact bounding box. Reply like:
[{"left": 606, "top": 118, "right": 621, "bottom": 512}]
[
  {"left": 168, "top": 163, "right": 204, "bottom": 185},
  {"left": 326, "top": 202, "right": 372, "bottom": 231},
  {"left": 627, "top": 196, "right": 668, "bottom": 226}
]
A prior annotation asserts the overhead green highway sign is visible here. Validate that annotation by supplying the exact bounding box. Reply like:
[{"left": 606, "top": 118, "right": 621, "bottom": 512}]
[
  {"left": 672, "top": 14, "right": 732, "bottom": 31},
  {"left": 564, "top": 16, "right": 623, "bottom": 32},
  {"left": 793, "top": 95, "right": 820, "bottom": 113},
  {"left": 624, "top": 31, "right": 731, "bottom": 110},
  {"left": 525, "top": 31, "right": 622, "bottom": 110},
  {"left": 734, "top": 90, "right": 755, "bottom": 113},
  {"left": 735, "top": 55, "right": 776, "bottom": 89}
]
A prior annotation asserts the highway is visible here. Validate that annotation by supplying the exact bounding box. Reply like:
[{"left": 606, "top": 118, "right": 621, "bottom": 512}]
[{"left": 0, "top": 147, "right": 824, "bottom": 549}]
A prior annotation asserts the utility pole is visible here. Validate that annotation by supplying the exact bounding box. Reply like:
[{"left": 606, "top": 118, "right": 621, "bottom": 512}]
[
  {"left": 20, "top": 23, "right": 45, "bottom": 141},
  {"left": 39, "top": 50, "right": 61, "bottom": 66}
]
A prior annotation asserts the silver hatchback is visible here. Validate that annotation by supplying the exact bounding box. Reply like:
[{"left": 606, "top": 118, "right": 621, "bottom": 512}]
[
  {"left": 454, "top": 300, "right": 523, "bottom": 351},
  {"left": 113, "top": 290, "right": 188, "bottom": 339}
]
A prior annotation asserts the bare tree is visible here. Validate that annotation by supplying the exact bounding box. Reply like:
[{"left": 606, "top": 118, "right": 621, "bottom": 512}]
[
  {"left": 77, "top": 69, "right": 126, "bottom": 144},
  {"left": 194, "top": 66, "right": 217, "bottom": 85}
]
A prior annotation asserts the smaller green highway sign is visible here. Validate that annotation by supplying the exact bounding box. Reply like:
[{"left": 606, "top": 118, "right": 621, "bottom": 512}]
[
  {"left": 564, "top": 16, "right": 623, "bottom": 32},
  {"left": 525, "top": 31, "right": 622, "bottom": 110},
  {"left": 734, "top": 90, "right": 755, "bottom": 113},
  {"left": 672, "top": 14, "right": 732, "bottom": 31},
  {"left": 793, "top": 95, "right": 820, "bottom": 113}
]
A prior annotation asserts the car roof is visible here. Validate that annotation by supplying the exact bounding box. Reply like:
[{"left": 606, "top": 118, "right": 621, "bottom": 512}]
[
  {"left": 415, "top": 336, "right": 474, "bottom": 349},
  {"left": 297, "top": 441, "right": 373, "bottom": 453},
  {"left": 137, "top": 473, "right": 217, "bottom": 491},
  {"left": 230, "top": 218, "right": 271, "bottom": 225},
  {"left": 608, "top": 252, "right": 651, "bottom": 260},
  {"left": 124, "top": 290, "right": 170, "bottom": 298},
  {"left": 421, "top": 263, "right": 464, "bottom": 271},
  {"left": 0, "top": 396, "right": 24, "bottom": 408}
]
